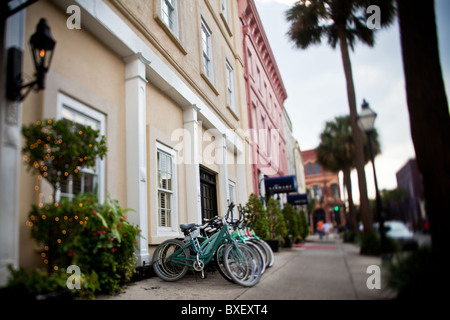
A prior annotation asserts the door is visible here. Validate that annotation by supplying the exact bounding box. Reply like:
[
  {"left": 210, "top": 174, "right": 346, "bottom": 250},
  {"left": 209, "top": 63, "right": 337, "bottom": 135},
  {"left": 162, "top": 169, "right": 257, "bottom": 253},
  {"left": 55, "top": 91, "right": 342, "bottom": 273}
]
[{"left": 200, "top": 167, "right": 218, "bottom": 220}]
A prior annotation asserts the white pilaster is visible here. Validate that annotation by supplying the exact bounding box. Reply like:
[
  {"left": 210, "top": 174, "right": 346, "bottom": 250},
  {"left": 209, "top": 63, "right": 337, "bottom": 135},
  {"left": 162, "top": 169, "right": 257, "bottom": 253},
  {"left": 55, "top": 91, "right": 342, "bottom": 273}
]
[
  {"left": 124, "top": 53, "right": 150, "bottom": 266},
  {"left": 0, "top": 2, "right": 25, "bottom": 287},
  {"left": 217, "top": 133, "right": 229, "bottom": 215},
  {"left": 183, "top": 105, "right": 202, "bottom": 223}
]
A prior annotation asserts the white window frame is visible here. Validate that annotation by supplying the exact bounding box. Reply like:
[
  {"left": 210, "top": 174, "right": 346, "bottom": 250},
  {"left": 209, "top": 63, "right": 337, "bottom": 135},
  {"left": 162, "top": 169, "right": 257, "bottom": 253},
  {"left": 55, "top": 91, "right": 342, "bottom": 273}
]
[
  {"left": 225, "top": 59, "right": 236, "bottom": 111},
  {"left": 228, "top": 180, "right": 237, "bottom": 218},
  {"left": 221, "top": 0, "right": 228, "bottom": 21},
  {"left": 201, "top": 19, "right": 214, "bottom": 82},
  {"left": 312, "top": 184, "right": 322, "bottom": 200},
  {"left": 56, "top": 93, "right": 106, "bottom": 203},
  {"left": 156, "top": 142, "right": 178, "bottom": 236},
  {"left": 161, "top": 0, "right": 179, "bottom": 37}
]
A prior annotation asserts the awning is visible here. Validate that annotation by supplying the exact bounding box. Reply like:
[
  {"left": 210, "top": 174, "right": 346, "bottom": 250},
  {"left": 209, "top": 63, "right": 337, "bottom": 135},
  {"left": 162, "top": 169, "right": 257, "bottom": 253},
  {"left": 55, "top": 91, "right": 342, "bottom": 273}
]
[
  {"left": 287, "top": 193, "right": 309, "bottom": 205},
  {"left": 264, "top": 175, "right": 297, "bottom": 194}
]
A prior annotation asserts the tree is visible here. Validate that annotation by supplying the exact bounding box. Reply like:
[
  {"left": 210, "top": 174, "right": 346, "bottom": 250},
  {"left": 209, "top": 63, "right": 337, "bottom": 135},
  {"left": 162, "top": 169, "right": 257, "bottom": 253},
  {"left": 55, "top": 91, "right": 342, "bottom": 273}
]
[
  {"left": 22, "top": 119, "right": 107, "bottom": 202},
  {"left": 246, "top": 193, "right": 269, "bottom": 239},
  {"left": 286, "top": 0, "right": 395, "bottom": 235},
  {"left": 396, "top": 0, "right": 450, "bottom": 274},
  {"left": 380, "top": 187, "right": 406, "bottom": 221},
  {"left": 266, "top": 198, "right": 287, "bottom": 241},
  {"left": 316, "top": 115, "right": 380, "bottom": 233},
  {"left": 282, "top": 203, "right": 299, "bottom": 244}
]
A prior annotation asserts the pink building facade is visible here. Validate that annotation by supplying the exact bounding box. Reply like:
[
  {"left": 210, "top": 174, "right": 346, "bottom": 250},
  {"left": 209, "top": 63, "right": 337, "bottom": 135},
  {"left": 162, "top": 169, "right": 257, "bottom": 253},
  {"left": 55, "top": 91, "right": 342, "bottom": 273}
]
[{"left": 239, "top": 0, "right": 288, "bottom": 196}]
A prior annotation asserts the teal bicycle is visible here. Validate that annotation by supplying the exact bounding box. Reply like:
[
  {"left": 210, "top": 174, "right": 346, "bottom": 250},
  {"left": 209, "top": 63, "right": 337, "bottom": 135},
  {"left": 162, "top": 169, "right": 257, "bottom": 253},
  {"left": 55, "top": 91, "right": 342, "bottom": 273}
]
[{"left": 152, "top": 206, "right": 262, "bottom": 287}]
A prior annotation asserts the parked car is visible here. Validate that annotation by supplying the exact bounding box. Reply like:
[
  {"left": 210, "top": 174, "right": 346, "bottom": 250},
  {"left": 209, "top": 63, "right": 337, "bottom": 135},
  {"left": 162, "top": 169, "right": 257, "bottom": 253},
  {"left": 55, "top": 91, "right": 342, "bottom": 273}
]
[{"left": 383, "top": 221, "right": 419, "bottom": 251}]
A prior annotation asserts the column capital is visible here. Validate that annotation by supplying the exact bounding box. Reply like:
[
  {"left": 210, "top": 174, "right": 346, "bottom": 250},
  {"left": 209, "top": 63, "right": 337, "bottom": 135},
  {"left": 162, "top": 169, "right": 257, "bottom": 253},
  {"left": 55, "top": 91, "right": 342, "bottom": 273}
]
[{"left": 125, "top": 52, "right": 150, "bottom": 82}]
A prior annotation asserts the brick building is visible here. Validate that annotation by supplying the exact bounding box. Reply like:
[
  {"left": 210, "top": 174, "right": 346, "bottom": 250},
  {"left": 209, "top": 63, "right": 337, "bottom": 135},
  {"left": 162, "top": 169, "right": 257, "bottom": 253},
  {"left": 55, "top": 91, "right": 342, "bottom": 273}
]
[{"left": 302, "top": 149, "right": 345, "bottom": 232}]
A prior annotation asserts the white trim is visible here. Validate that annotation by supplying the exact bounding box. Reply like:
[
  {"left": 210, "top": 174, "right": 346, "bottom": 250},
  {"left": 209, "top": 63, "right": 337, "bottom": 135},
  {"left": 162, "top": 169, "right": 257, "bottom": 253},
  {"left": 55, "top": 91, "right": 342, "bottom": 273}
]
[
  {"left": 156, "top": 142, "right": 179, "bottom": 236},
  {"left": 225, "top": 59, "right": 236, "bottom": 112},
  {"left": 161, "top": 0, "right": 179, "bottom": 37},
  {"left": 200, "top": 18, "right": 214, "bottom": 84},
  {"left": 0, "top": 0, "right": 26, "bottom": 287},
  {"left": 124, "top": 53, "right": 150, "bottom": 265}
]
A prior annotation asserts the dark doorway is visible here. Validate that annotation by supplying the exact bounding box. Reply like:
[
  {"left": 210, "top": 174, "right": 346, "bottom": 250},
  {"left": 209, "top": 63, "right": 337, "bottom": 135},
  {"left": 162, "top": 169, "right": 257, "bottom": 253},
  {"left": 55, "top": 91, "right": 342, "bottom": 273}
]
[
  {"left": 313, "top": 209, "right": 326, "bottom": 233},
  {"left": 200, "top": 167, "right": 218, "bottom": 220}
]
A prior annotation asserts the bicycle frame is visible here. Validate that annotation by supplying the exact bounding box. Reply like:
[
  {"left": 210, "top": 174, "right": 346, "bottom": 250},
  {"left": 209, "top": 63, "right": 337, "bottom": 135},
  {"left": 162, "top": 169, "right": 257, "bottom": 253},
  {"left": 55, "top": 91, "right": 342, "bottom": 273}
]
[{"left": 166, "top": 219, "right": 237, "bottom": 268}]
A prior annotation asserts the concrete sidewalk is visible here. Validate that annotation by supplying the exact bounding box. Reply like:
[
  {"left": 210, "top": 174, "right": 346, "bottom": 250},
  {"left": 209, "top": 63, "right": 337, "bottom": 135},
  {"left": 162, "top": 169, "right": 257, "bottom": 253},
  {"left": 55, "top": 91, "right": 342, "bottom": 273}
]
[{"left": 97, "top": 234, "right": 395, "bottom": 300}]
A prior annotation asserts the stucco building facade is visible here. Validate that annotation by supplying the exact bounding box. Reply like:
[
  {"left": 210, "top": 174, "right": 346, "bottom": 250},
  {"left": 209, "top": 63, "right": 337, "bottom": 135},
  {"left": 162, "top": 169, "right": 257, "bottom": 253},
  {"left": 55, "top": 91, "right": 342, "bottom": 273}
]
[{"left": 0, "top": 0, "right": 253, "bottom": 285}]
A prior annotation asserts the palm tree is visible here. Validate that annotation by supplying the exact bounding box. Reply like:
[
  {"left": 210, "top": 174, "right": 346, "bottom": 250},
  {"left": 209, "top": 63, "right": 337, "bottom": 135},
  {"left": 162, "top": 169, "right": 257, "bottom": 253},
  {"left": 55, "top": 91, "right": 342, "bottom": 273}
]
[
  {"left": 316, "top": 115, "right": 380, "bottom": 233},
  {"left": 286, "top": 0, "right": 395, "bottom": 235},
  {"left": 396, "top": 0, "right": 450, "bottom": 272}
]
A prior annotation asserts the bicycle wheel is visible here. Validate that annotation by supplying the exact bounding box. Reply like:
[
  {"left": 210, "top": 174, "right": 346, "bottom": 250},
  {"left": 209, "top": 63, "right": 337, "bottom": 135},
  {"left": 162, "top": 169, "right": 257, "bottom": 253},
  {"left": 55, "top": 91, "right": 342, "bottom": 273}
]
[
  {"left": 251, "top": 239, "right": 274, "bottom": 268},
  {"left": 245, "top": 240, "right": 266, "bottom": 274},
  {"left": 224, "top": 243, "right": 262, "bottom": 287},
  {"left": 214, "top": 243, "right": 234, "bottom": 283},
  {"left": 152, "top": 239, "right": 190, "bottom": 282}
]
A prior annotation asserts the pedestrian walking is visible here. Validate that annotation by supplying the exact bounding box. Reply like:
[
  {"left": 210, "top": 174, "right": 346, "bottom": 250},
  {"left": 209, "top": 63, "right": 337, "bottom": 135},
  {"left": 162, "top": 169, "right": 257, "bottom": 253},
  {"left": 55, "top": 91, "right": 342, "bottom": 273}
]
[
  {"left": 323, "top": 222, "right": 332, "bottom": 239},
  {"left": 316, "top": 220, "right": 324, "bottom": 239}
]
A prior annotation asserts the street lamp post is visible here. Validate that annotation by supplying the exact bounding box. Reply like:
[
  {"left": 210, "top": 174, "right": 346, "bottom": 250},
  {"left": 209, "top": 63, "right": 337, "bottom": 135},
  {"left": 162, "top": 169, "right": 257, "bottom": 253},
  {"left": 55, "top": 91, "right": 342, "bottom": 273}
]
[{"left": 357, "top": 99, "right": 387, "bottom": 257}]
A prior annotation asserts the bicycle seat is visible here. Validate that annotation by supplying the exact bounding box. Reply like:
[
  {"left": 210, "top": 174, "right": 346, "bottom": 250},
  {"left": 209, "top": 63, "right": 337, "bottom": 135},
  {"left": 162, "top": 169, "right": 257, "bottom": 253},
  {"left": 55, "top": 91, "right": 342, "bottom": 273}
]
[{"left": 180, "top": 223, "right": 197, "bottom": 231}]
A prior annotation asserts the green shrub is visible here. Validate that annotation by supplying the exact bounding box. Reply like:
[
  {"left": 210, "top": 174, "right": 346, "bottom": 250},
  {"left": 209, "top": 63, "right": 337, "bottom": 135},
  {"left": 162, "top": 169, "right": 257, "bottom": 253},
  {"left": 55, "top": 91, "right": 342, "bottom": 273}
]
[
  {"left": 298, "top": 209, "right": 310, "bottom": 242},
  {"left": 26, "top": 193, "right": 140, "bottom": 297},
  {"left": 358, "top": 232, "right": 399, "bottom": 256},
  {"left": 266, "top": 198, "right": 287, "bottom": 241},
  {"left": 6, "top": 266, "right": 68, "bottom": 297},
  {"left": 343, "top": 231, "right": 357, "bottom": 243},
  {"left": 246, "top": 193, "right": 269, "bottom": 239},
  {"left": 283, "top": 203, "right": 299, "bottom": 244},
  {"left": 387, "top": 246, "right": 434, "bottom": 299},
  {"left": 359, "top": 233, "right": 381, "bottom": 256}
]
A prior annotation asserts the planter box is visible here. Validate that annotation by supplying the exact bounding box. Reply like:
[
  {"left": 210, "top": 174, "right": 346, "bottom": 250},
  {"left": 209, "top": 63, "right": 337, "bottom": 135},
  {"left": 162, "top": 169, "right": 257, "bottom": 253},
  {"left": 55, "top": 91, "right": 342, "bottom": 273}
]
[
  {"left": 283, "top": 237, "right": 293, "bottom": 248},
  {"left": 0, "top": 286, "right": 73, "bottom": 300},
  {"left": 266, "top": 240, "right": 280, "bottom": 252}
]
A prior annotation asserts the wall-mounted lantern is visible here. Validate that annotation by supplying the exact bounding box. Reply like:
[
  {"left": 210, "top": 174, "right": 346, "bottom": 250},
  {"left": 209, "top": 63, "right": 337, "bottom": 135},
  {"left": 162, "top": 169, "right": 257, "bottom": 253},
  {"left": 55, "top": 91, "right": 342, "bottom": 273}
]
[{"left": 6, "top": 18, "right": 56, "bottom": 102}]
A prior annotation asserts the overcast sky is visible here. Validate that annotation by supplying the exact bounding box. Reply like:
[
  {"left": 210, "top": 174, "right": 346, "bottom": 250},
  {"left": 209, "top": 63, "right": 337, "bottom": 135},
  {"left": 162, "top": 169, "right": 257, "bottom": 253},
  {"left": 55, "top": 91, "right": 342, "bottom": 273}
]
[{"left": 254, "top": 0, "right": 450, "bottom": 202}]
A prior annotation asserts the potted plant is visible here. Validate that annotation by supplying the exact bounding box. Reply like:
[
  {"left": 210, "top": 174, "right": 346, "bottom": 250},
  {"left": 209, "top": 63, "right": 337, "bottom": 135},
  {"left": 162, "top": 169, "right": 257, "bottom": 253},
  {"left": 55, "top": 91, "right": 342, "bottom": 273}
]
[
  {"left": 298, "top": 209, "right": 310, "bottom": 243},
  {"left": 282, "top": 203, "right": 299, "bottom": 248},
  {"left": 265, "top": 198, "right": 287, "bottom": 252},
  {"left": 246, "top": 193, "right": 269, "bottom": 240}
]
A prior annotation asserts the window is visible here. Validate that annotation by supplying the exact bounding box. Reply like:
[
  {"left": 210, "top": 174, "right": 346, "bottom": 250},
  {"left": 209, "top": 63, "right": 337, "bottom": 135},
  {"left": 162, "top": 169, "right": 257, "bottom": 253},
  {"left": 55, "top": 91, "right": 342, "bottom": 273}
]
[
  {"left": 157, "top": 143, "right": 177, "bottom": 232},
  {"left": 228, "top": 180, "right": 237, "bottom": 216},
  {"left": 315, "top": 162, "right": 320, "bottom": 174},
  {"left": 331, "top": 184, "right": 340, "bottom": 200},
  {"left": 256, "top": 67, "right": 261, "bottom": 89},
  {"left": 225, "top": 60, "right": 235, "bottom": 111},
  {"left": 312, "top": 185, "right": 322, "bottom": 200},
  {"left": 201, "top": 19, "right": 213, "bottom": 81},
  {"left": 252, "top": 104, "right": 258, "bottom": 144},
  {"left": 161, "top": 0, "right": 176, "bottom": 31},
  {"left": 247, "top": 50, "right": 252, "bottom": 75},
  {"left": 307, "top": 162, "right": 313, "bottom": 175},
  {"left": 57, "top": 94, "right": 106, "bottom": 203},
  {"left": 221, "top": 0, "right": 228, "bottom": 21},
  {"left": 155, "top": 0, "right": 185, "bottom": 53},
  {"left": 261, "top": 116, "right": 267, "bottom": 153}
]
